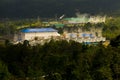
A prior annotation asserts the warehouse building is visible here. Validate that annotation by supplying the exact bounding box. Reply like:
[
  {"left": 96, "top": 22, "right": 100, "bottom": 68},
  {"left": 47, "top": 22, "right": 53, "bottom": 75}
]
[{"left": 16, "top": 28, "right": 60, "bottom": 41}]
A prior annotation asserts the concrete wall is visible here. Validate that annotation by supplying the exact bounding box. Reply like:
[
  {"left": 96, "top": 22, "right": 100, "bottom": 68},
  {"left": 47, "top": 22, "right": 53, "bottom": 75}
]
[{"left": 22, "top": 32, "right": 60, "bottom": 40}]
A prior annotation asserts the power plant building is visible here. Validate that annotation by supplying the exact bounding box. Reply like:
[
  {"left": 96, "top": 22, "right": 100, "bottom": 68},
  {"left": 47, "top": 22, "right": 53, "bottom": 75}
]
[
  {"left": 62, "top": 28, "right": 106, "bottom": 43},
  {"left": 19, "top": 28, "right": 60, "bottom": 40}
]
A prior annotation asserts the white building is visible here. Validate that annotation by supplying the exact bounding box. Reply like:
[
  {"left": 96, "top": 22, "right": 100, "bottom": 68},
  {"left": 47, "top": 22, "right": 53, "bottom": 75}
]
[
  {"left": 89, "top": 16, "right": 106, "bottom": 23},
  {"left": 20, "top": 28, "right": 60, "bottom": 41},
  {"left": 62, "top": 28, "right": 106, "bottom": 43}
]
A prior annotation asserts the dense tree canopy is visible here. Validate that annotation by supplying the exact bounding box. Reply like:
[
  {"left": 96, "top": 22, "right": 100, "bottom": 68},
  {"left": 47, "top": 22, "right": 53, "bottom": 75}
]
[{"left": 0, "top": 38, "right": 120, "bottom": 80}]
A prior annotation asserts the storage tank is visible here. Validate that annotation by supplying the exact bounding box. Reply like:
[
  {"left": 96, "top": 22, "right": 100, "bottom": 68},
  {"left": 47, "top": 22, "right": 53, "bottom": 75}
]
[
  {"left": 82, "top": 33, "right": 91, "bottom": 37},
  {"left": 70, "top": 33, "right": 77, "bottom": 38}
]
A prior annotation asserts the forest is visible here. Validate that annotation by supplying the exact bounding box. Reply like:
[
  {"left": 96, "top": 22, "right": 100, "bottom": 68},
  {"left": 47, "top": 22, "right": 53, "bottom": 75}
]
[
  {"left": 0, "top": 16, "right": 120, "bottom": 80},
  {"left": 0, "top": 35, "right": 120, "bottom": 80},
  {"left": 1, "top": 0, "right": 120, "bottom": 80}
]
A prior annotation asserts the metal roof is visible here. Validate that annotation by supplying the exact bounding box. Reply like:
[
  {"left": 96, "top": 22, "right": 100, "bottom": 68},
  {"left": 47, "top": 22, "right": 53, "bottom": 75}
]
[
  {"left": 21, "top": 28, "right": 58, "bottom": 33},
  {"left": 54, "top": 24, "right": 64, "bottom": 28}
]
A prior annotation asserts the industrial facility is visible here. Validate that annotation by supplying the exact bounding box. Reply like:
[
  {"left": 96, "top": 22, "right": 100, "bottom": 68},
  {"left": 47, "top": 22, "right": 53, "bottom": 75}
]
[
  {"left": 62, "top": 27, "right": 106, "bottom": 43},
  {"left": 14, "top": 28, "right": 60, "bottom": 41},
  {"left": 62, "top": 15, "right": 106, "bottom": 24},
  {"left": 13, "top": 13, "right": 106, "bottom": 45},
  {"left": 14, "top": 26, "right": 106, "bottom": 45}
]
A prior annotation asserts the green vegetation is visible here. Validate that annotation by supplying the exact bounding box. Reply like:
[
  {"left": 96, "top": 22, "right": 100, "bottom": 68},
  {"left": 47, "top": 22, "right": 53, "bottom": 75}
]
[
  {"left": 0, "top": 35, "right": 120, "bottom": 80},
  {"left": 0, "top": 61, "right": 11, "bottom": 80},
  {"left": 0, "top": 17, "right": 120, "bottom": 79},
  {"left": 103, "top": 17, "right": 120, "bottom": 39},
  {"left": 0, "top": 16, "right": 120, "bottom": 40}
]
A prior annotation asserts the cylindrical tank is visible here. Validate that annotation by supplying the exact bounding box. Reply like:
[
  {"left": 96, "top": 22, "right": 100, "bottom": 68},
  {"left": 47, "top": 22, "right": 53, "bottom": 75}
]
[{"left": 70, "top": 33, "right": 77, "bottom": 38}]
